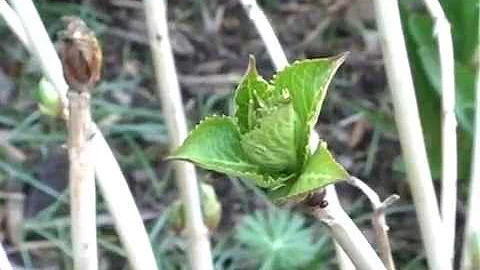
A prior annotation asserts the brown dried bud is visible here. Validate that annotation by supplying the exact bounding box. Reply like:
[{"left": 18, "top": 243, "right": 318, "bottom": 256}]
[{"left": 57, "top": 16, "right": 102, "bottom": 92}]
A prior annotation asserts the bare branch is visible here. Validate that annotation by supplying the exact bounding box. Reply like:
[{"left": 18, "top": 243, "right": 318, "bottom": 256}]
[
  {"left": 371, "top": 0, "right": 450, "bottom": 268},
  {"left": 309, "top": 185, "right": 387, "bottom": 270},
  {"left": 143, "top": 0, "right": 214, "bottom": 269},
  {"left": 347, "top": 176, "right": 399, "bottom": 270},
  {"left": 421, "top": 0, "right": 458, "bottom": 264},
  {"left": 0, "top": 243, "right": 13, "bottom": 270},
  {"left": 67, "top": 92, "right": 97, "bottom": 270},
  {"left": 8, "top": 0, "right": 69, "bottom": 116},
  {"left": 6, "top": 2, "right": 158, "bottom": 269},
  {"left": 238, "top": 0, "right": 289, "bottom": 70},
  {"left": 308, "top": 134, "right": 385, "bottom": 270},
  {"left": 0, "top": 0, "right": 30, "bottom": 49}
]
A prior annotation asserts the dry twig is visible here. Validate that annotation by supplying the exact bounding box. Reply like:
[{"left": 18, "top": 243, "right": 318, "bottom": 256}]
[
  {"left": 238, "top": 0, "right": 289, "bottom": 70},
  {"left": 3, "top": 2, "right": 158, "bottom": 269},
  {"left": 371, "top": 0, "right": 449, "bottom": 268},
  {"left": 347, "top": 176, "right": 399, "bottom": 270},
  {"left": 67, "top": 91, "right": 97, "bottom": 270},
  {"left": 0, "top": 243, "right": 13, "bottom": 270},
  {"left": 59, "top": 17, "right": 102, "bottom": 269},
  {"left": 0, "top": 0, "right": 29, "bottom": 49},
  {"left": 143, "top": 0, "right": 214, "bottom": 269},
  {"left": 421, "top": 0, "right": 457, "bottom": 263},
  {"left": 308, "top": 185, "right": 387, "bottom": 270}
]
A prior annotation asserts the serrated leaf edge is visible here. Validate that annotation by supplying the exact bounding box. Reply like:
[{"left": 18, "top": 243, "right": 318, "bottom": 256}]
[
  {"left": 167, "top": 115, "right": 294, "bottom": 188},
  {"left": 268, "top": 141, "right": 349, "bottom": 200}
]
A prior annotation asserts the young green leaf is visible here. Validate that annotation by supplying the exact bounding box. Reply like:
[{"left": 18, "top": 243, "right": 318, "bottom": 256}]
[
  {"left": 273, "top": 54, "right": 347, "bottom": 169},
  {"left": 441, "top": 0, "right": 479, "bottom": 64},
  {"left": 169, "top": 55, "right": 349, "bottom": 197},
  {"left": 167, "top": 116, "right": 292, "bottom": 187},
  {"left": 269, "top": 141, "right": 348, "bottom": 200},
  {"left": 240, "top": 103, "right": 297, "bottom": 173},
  {"left": 400, "top": 3, "right": 476, "bottom": 180},
  {"left": 408, "top": 15, "right": 475, "bottom": 133},
  {"left": 234, "top": 56, "right": 273, "bottom": 133}
]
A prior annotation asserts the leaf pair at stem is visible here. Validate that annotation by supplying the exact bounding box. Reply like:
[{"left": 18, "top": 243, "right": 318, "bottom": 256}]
[{"left": 168, "top": 54, "right": 350, "bottom": 200}]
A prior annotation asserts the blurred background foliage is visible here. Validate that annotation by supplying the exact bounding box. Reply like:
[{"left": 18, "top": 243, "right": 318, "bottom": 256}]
[
  {"left": 0, "top": 0, "right": 477, "bottom": 269},
  {"left": 400, "top": 0, "right": 479, "bottom": 181}
]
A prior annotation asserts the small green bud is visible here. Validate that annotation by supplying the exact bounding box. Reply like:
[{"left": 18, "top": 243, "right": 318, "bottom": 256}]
[
  {"left": 169, "top": 182, "right": 222, "bottom": 232},
  {"left": 200, "top": 182, "right": 222, "bottom": 231},
  {"left": 35, "top": 78, "right": 61, "bottom": 117}
]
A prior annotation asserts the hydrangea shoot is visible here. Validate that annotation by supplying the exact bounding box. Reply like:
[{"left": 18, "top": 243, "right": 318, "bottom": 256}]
[{"left": 168, "top": 55, "right": 350, "bottom": 200}]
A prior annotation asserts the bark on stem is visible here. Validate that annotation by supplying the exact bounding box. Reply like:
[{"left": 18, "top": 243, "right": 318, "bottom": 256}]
[
  {"left": 6, "top": 2, "right": 158, "bottom": 269},
  {"left": 0, "top": 0, "right": 30, "bottom": 49},
  {"left": 67, "top": 91, "right": 97, "bottom": 270},
  {"left": 0, "top": 243, "right": 13, "bottom": 270},
  {"left": 308, "top": 133, "right": 385, "bottom": 269},
  {"left": 8, "top": 0, "right": 69, "bottom": 116},
  {"left": 310, "top": 185, "right": 387, "bottom": 270},
  {"left": 421, "top": 0, "right": 457, "bottom": 264},
  {"left": 371, "top": 0, "right": 449, "bottom": 268},
  {"left": 333, "top": 242, "right": 355, "bottom": 270},
  {"left": 90, "top": 123, "right": 158, "bottom": 270},
  {"left": 238, "top": 0, "right": 289, "bottom": 71},
  {"left": 347, "top": 176, "right": 398, "bottom": 270},
  {"left": 143, "top": 1, "right": 214, "bottom": 269}
]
